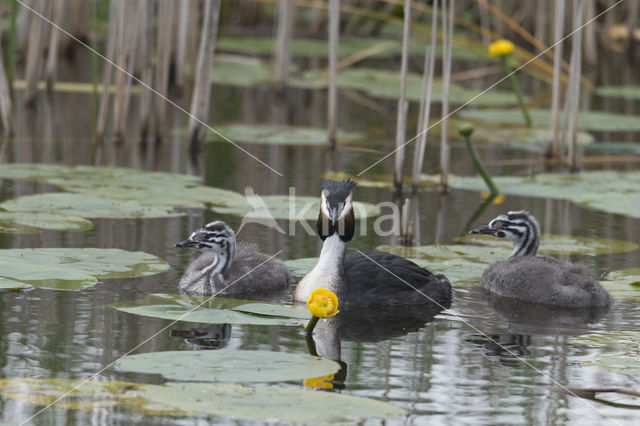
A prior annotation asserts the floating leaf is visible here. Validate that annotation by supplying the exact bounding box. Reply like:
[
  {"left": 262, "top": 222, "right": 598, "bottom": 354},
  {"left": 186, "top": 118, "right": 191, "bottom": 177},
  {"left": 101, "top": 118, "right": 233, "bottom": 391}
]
[
  {"left": 293, "top": 68, "right": 523, "bottom": 107},
  {"left": 285, "top": 257, "right": 321, "bottom": 277},
  {"left": 0, "top": 378, "right": 406, "bottom": 423},
  {"left": 112, "top": 294, "right": 304, "bottom": 326},
  {"left": 449, "top": 170, "right": 640, "bottom": 219},
  {"left": 116, "top": 350, "right": 338, "bottom": 383},
  {"left": 458, "top": 108, "right": 640, "bottom": 131},
  {"left": 458, "top": 233, "right": 639, "bottom": 255},
  {"left": 595, "top": 85, "right": 640, "bottom": 100},
  {"left": 205, "top": 124, "right": 364, "bottom": 145},
  {"left": 213, "top": 195, "right": 380, "bottom": 220},
  {"left": 232, "top": 303, "right": 310, "bottom": 319},
  {"left": 570, "top": 331, "right": 640, "bottom": 377},
  {"left": 601, "top": 268, "right": 640, "bottom": 300},
  {"left": 0, "top": 249, "right": 168, "bottom": 290},
  {"left": 211, "top": 56, "right": 274, "bottom": 87},
  {"left": 217, "top": 35, "right": 487, "bottom": 60},
  {"left": 0, "top": 211, "right": 94, "bottom": 233},
  {"left": 0, "top": 277, "right": 33, "bottom": 291}
]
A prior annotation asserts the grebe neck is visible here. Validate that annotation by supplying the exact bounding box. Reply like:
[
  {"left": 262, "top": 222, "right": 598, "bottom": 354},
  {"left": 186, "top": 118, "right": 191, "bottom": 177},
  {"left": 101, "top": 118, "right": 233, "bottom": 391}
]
[{"left": 294, "top": 234, "right": 346, "bottom": 303}]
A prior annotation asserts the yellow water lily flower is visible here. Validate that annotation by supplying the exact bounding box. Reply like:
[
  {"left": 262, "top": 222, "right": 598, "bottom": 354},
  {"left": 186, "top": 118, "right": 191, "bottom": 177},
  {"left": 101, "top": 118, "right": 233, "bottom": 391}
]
[
  {"left": 306, "top": 288, "right": 339, "bottom": 318},
  {"left": 303, "top": 373, "right": 335, "bottom": 389},
  {"left": 488, "top": 39, "right": 515, "bottom": 57}
]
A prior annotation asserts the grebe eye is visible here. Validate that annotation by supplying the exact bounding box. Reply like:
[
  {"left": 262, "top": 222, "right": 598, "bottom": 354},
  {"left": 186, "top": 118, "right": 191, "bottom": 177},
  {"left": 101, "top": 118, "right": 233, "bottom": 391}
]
[{"left": 496, "top": 231, "right": 506, "bottom": 238}]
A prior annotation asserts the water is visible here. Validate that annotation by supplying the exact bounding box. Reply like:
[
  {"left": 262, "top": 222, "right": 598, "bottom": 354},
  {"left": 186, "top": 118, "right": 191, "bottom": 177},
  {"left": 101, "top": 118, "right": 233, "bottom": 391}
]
[{"left": 1, "top": 52, "right": 640, "bottom": 425}]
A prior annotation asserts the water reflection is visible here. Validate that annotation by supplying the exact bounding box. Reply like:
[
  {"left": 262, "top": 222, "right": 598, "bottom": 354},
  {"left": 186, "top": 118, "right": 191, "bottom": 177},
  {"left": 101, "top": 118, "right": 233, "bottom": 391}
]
[{"left": 170, "top": 324, "right": 232, "bottom": 350}]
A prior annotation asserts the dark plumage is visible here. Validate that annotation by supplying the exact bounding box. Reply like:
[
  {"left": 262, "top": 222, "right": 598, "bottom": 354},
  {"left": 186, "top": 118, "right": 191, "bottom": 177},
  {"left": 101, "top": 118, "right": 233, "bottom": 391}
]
[
  {"left": 294, "top": 180, "right": 452, "bottom": 308},
  {"left": 176, "top": 221, "right": 291, "bottom": 296},
  {"left": 470, "top": 211, "right": 610, "bottom": 308}
]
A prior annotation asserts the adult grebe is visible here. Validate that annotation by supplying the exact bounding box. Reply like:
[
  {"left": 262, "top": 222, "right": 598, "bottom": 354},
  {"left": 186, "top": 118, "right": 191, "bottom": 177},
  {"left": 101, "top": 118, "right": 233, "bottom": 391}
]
[
  {"left": 293, "top": 180, "right": 452, "bottom": 308},
  {"left": 470, "top": 211, "right": 610, "bottom": 307},
  {"left": 175, "top": 221, "right": 291, "bottom": 296}
]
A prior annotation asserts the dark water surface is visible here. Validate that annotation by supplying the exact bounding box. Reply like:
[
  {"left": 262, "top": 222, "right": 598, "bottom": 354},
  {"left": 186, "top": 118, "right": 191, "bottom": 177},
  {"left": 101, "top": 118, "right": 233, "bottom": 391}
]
[{"left": 1, "top": 52, "right": 640, "bottom": 425}]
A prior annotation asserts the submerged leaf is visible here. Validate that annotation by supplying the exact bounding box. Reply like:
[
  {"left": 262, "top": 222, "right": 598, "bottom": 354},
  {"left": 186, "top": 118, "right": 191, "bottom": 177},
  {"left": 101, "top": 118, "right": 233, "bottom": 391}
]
[
  {"left": 0, "top": 248, "right": 168, "bottom": 290},
  {"left": 206, "top": 124, "right": 364, "bottom": 145},
  {"left": 116, "top": 350, "right": 338, "bottom": 382}
]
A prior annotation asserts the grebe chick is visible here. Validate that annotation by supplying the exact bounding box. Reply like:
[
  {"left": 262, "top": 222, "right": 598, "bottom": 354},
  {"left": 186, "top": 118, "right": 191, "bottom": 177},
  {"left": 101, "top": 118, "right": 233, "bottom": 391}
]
[
  {"left": 175, "top": 221, "right": 291, "bottom": 296},
  {"left": 293, "top": 180, "right": 452, "bottom": 308},
  {"left": 470, "top": 211, "right": 610, "bottom": 308}
]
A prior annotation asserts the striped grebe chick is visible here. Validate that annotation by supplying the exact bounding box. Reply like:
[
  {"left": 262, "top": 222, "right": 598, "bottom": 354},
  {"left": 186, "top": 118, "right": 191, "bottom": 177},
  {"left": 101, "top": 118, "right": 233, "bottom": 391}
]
[
  {"left": 175, "top": 221, "right": 291, "bottom": 296},
  {"left": 293, "top": 180, "right": 452, "bottom": 309},
  {"left": 470, "top": 211, "right": 610, "bottom": 308}
]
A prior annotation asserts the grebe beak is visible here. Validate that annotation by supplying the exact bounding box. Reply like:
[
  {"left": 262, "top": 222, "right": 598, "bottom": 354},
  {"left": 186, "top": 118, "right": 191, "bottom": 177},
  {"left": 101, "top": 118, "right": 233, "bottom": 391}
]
[
  {"left": 329, "top": 206, "right": 339, "bottom": 225},
  {"left": 469, "top": 225, "right": 497, "bottom": 236},
  {"left": 175, "top": 239, "right": 199, "bottom": 248}
]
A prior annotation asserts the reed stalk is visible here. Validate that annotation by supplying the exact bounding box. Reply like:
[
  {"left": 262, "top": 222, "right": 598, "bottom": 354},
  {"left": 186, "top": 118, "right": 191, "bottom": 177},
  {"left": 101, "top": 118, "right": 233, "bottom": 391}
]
[
  {"left": 24, "top": 0, "right": 47, "bottom": 106},
  {"left": 96, "top": 0, "right": 119, "bottom": 144},
  {"left": 45, "top": 0, "right": 65, "bottom": 92},
  {"left": 411, "top": 0, "right": 438, "bottom": 190},
  {"left": 7, "top": 0, "right": 16, "bottom": 96},
  {"left": 439, "top": 0, "right": 454, "bottom": 190},
  {"left": 273, "top": 0, "right": 296, "bottom": 89},
  {"left": 583, "top": 0, "right": 597, "bottom": 65},
  {"left": 327, "top": 0, "right": 339, "bottom": 149},
  {"left": 154, "top": 0, "right": 175, "bottom": 143},
  {"left": 0, "top": 28, "right": 15, "bottom": 136},
  {"left": 393, "top": 0, "right": 411, "bottom": 192},
  {"left": 567, "top": 0, "right": 585, "bottom": 172},
  {"left": 138, "top": 0, "right": 154, "bottom": 144},
  {"left": 547, "top": 0, "right": 565, "bottom": 158},
  {"left": 188, "top": 0, "right": 221, "bottom": 147},
  {"left": 175, "top": 0, "right": 190, "bottom": 92}
]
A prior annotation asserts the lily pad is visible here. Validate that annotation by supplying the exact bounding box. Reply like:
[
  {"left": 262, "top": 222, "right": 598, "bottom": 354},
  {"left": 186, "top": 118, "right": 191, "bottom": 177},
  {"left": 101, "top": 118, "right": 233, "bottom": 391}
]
[
  {"left": 0, "top": 277, "right": 33, "bottom": 291},
  {"left": 293, "top": 68, "right": 523, "bottom": 107},
  {"left": 0, "top": 164, "right": 245, "bottom": 220},
  {"left": 112, "top": 294, "right": 304, "bottom": 326},
  {"left": 0, "top": 212, "right": 94, "bottom": 233},
  {"left": 213, "top": 195, "right": 380, "bottom": 220},
  {"left": 449, "top": 170, "right": 640, "bottom": 219},
  {"left": 116, "top": 350, "right": 338, "bottom": 383},
  {"left": 595, "top": 85, "right": 640, "bottom": 100},
  {"left": 458, "top": 233, "right": 639, "bottom": 255},
  {"left": 458, "top": 108, "right": 640, "bottom": 131},
  {"left": 569, "top": 331, "right": 640, "bottom": 377},
  {"left": 217, "top": 35, "right": 487, "bottom": 61},
  {"left": 211, "top": 56, "right": 274, "bottom": 87},
  {"left": 232, "top": 303, "right": 310, "bottom": 319},
  {"left": 0, "top": 378, "right": 407, "bottom": 423},
  {"left": 0, "top": 248, "right": 168, "bottom": 290},
  {"left": 206, "top": 124, "right": 364, "bottom": 145},
  {"left": 600, "top": 268, "right": 640, "bottom": 300}
]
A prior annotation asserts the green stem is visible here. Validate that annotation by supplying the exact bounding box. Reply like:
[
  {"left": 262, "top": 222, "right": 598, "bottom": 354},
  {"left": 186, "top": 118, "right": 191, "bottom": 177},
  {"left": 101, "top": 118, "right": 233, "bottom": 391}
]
[
  {"left": 304, "top": 332, "right": 318, "bottom": 357},
  {"left": 502, "top": 56, "right": 531, "bottom": 128},
  {"left": 464, "top": 134, "right": 499, "bottom": 196},
  {"left": 305, "top": 315, "right": 320, "bottom": 334}
]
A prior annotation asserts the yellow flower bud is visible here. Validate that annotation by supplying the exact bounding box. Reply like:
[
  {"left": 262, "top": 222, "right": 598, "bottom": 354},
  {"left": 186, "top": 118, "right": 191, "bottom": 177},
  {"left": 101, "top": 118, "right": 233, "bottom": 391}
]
[
  {"left": 488, "top": 39, "right": 515, "bottom": 57},
  {"left": 306, "top": 288, "right": 339, "bottom": 318}
]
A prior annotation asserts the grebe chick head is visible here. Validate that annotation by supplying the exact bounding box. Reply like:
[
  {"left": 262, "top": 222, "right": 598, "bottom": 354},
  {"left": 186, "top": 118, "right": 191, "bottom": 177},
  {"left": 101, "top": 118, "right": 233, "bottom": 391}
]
[
  {"left": 318, "top": 179, "right": 357, "bottom": 242},
  {"left": 175, "top": 221, "right": 236, "bottom": 274},
  {"left": 470, "top": 210, "right": 540, "bottom": 257}
]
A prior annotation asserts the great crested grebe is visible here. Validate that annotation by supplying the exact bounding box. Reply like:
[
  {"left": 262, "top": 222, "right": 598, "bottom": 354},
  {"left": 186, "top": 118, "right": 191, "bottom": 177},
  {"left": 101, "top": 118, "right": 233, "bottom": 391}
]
[
  {"left": 293, "top": 180, "right": 452, "bottom": 308},
  {"left": 175, "top": 221, "right": 291, "bottom": 296},
  {"left": 470, "top": 210, "right": 610, "bottom": 308}
]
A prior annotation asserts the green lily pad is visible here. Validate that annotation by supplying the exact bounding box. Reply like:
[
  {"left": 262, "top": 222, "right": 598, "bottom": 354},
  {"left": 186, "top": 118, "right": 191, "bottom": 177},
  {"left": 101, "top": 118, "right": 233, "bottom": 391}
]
[
  {"left": 211, "top": 56, "right": 274, "bottom": 87},
  {"left": 116, "top": 350, "right": 338, "bottom": 383},
  {"left": 569, "top": 331, "right": 640, "bottom": 377},
  {"left": 458, "top": 108, "right": 640, "bottom": 131},
  {"left": 458, "top": 233, "right": 639, "bottom": 255},
  {"left": 285, "top": 257, "right": 321, "bottom": 277},
  {"left": 595, "top": 85, "right": 640, "bottom": 100},
  {"left": 600, "top": 268, "right": 640, "bottom": 300},
  {"left": 213, "top": 195, "right": 380, "bottom": 220},
  {"left": 0, "top": 164, "right": 245, "bottom": 220},
  {"left": 112, "top": 294, "right": 304, "bottom": 326},
  {"left": 449, "top": 170, "right": 640, "bottom": 219},
  {"left": 217, "top": 35, "right": 487, "bottom": 61},
  {"left": 0, "top": 248, "right": 168, "bottom": 290},
  {"left": 232, "top": 303, "right": 311, "bottom": 319},
  {"left": 0, "top": 212, "right": 94, "bottom": 233},
  {"left": 0, "top": 378, "right": 406, "bottom": 422},
  {"left": 0, "top": 277, "right": 33, "bottom": 291},
  {"left": 293, "top": 68, "right": 523, "bottom": 107},
  {"left": 206, "top": 124, "right": 364, "bottom": 145}
]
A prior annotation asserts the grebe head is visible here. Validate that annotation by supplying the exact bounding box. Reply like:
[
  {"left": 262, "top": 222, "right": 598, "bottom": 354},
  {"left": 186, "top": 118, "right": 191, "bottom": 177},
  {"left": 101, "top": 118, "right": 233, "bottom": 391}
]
[
  {"left": 470, "top": 210, "right": 540, "bottom": 257},
  {"left": 175, "top": 221, "right": 237, "bottom": 273},
  {"left": 318, "top": 179, "right": 357, "bottom": 242}
]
